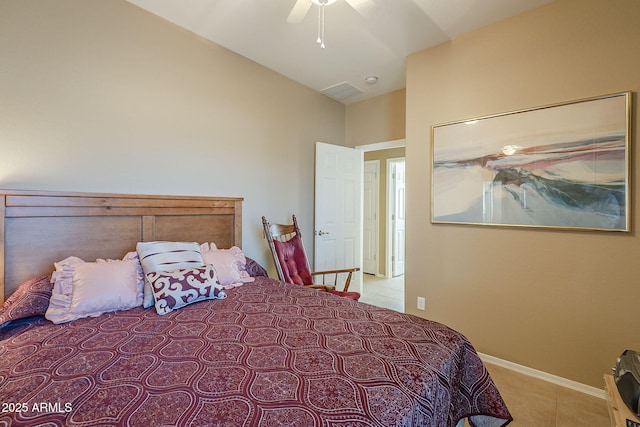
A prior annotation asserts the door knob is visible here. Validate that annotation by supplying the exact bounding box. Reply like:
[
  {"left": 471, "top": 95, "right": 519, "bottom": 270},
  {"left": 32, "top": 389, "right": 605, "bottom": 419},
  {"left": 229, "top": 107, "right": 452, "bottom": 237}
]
[{"left": 316, "top": 230, "right": 330, "bottom": 236}]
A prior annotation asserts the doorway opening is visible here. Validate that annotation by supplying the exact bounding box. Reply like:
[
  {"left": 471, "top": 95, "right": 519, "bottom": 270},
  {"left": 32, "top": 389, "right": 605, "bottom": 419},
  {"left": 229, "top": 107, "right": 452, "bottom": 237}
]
[{"left": 358, "top": 141, "right": 405, "bottom": 312}]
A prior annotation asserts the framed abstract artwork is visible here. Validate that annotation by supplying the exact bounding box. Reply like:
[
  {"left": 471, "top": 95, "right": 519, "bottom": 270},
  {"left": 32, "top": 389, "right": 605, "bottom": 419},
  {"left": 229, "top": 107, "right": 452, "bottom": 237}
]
[{"left": 431, "top": 92, "right": 631, "bottom": 231}]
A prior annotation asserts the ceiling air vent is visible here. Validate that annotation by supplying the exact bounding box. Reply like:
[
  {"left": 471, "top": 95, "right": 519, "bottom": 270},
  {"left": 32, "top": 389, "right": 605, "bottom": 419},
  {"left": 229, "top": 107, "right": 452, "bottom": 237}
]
[{"left": 321, "top": 82, "right": 363, "bottom": 102}]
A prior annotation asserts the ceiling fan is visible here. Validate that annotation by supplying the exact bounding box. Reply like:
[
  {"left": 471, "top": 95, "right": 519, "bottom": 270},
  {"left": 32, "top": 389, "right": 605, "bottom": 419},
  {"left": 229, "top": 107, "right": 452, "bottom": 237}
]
[
  {"left": 287, "top": 0, "right": 377, "bottom": 23},
  {"left": 287, "top": 0, "right": 377, "bottom": 47}
]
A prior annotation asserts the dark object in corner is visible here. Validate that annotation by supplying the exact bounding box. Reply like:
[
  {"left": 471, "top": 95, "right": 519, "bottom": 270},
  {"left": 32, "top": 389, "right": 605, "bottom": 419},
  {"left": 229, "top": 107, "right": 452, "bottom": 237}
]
[{"left": 615, "top": 349, "right": 640, "bottom": 417}]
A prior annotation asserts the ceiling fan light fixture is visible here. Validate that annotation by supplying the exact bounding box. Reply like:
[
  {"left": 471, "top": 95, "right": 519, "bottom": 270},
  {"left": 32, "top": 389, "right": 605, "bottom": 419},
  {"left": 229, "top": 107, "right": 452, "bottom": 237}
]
[{"left": 312, "top": 0, "right": 338, "bottom": 49}]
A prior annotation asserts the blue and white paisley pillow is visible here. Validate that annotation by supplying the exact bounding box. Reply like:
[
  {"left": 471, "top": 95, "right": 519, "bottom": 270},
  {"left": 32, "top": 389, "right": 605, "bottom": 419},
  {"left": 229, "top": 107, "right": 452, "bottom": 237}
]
[{"left": 146, "top": 264, "right": 226, "bottom": 315}]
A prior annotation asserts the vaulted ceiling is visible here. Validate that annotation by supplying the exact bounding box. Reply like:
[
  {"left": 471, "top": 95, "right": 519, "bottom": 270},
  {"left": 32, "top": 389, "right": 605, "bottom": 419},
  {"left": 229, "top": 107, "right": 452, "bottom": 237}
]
[{"left": 127, "top": 0, "right": 555, "bottom": 104}]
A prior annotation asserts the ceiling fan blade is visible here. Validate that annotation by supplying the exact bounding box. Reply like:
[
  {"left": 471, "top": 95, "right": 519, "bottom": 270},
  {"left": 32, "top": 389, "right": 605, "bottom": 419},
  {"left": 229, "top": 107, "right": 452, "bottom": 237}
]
[
  {"left": 287, "top": 0, "right": 313, "bottom": 23},
  {"left": 344, "top": 0, "right": 378, "bottom": 19}
]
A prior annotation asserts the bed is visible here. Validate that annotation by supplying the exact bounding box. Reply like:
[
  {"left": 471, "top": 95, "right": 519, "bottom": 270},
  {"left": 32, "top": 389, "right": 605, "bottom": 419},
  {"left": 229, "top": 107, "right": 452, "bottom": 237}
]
[{"left": 0, "top": 190, "right": 512, "bottom": 427}]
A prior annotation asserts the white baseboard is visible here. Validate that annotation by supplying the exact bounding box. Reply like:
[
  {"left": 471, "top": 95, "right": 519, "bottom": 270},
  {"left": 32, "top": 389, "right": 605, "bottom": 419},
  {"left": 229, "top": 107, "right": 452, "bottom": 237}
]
[{"left": 479, "top": 353, "right": 606, "bottom": 399}]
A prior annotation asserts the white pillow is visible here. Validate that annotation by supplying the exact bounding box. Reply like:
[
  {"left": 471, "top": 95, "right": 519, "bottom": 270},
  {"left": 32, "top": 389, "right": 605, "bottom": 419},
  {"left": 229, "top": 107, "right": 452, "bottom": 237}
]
[
  {"left": 200, "top": 243, "right": 255, "bottom": 289},
  {"left": 136, "top": 241, "right": 205, "bottom": 308},
  {"left": 45, "top": 256, "right": 142, "bottom": 324}
]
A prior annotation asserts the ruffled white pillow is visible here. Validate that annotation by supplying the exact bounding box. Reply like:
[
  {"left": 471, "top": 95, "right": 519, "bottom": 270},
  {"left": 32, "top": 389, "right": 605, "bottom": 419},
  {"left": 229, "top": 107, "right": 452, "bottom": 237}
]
[
  {"left": 45, "top": 255, "right": 143, "bottom": 324},
  {"left": 200, "top": 243, "right": 255, "bottom": 289}
]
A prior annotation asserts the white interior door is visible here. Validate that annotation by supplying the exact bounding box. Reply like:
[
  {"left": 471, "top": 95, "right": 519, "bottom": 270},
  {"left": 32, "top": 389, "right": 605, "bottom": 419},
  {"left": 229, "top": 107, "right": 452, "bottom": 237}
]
[
  {"left": 314, "top": 142, "right": 363, "bottom": 293},
  {"left": 363, "top": 161, "right": 379, "bottom": 275},
  {"left": 391, "top": 160, "right": 406, "bottom": 277}
]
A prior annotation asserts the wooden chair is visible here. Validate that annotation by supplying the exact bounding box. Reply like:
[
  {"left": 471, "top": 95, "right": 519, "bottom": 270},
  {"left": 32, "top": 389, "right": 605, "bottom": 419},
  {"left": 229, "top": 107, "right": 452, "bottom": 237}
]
[{"left": 262, "top": 215, "right": 360, "bottom": 301}]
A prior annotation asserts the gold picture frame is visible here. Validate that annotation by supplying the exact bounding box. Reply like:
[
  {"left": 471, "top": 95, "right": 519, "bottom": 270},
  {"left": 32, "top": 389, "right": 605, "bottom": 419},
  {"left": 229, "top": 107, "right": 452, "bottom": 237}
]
[{"left": 431, "top": 92, "right": 632, "bottom": 231}]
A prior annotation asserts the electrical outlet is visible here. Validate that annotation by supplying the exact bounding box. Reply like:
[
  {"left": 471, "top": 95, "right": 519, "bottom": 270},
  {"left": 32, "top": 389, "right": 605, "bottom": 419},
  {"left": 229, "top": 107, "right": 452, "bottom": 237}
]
[{"left": 417, "top": 297, "right": 426, "bottom": 310}]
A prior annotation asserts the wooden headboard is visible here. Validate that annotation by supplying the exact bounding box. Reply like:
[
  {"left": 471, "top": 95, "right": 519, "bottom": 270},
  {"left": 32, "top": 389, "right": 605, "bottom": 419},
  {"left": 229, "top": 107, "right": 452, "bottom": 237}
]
[{"left": 0, "top": 190, "right": 243, "bottom": 303}]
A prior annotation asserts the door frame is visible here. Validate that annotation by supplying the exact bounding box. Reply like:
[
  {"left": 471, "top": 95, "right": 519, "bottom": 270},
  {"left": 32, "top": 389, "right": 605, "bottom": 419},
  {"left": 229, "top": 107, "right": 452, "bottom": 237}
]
[
  {"left": 355, "top": 139, "right": 405, "bottom": 152},
  {"left": 363, "top": 160, "right": 380, "bottom": 276},
  {"left": 355, "top": 139, "right": 406, "bottom": 279},
  {"left": 387, "top": 157, "right": 406, "bottom": 278}
]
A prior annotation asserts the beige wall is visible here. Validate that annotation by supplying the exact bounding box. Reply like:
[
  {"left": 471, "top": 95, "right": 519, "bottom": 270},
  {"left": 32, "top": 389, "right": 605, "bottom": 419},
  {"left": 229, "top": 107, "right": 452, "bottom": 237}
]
[
  {"left": 0, "top": 0, "right": 345, "bottom": 272},
  {"left": 406, "top": 0, "right": 640, "bottom": 388},
  {"left": 346, "top": 89, "right": 405, "bottom": 147},
  {"left": 364, "top": 148, "right": 406, "bottom": 276}
]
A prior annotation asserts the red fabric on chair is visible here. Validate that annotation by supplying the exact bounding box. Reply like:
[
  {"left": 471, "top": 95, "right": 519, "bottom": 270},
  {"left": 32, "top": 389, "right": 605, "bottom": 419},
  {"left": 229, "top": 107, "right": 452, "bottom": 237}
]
[
  {"left": 263, "top": 215, "right": 360, "bottom": 301},
  {"left": 273, "top": 235, "right": 313, "bottom": 286},
  {"left": 273, "top": 236, "right": 360, "bottom": 301}
]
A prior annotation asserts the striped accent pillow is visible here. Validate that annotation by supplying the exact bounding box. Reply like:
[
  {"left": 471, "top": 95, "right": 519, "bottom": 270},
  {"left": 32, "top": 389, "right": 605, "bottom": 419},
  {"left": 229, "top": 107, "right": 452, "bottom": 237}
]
[{"left": 136, "top": 241, "right": 205, "bottom": 308}]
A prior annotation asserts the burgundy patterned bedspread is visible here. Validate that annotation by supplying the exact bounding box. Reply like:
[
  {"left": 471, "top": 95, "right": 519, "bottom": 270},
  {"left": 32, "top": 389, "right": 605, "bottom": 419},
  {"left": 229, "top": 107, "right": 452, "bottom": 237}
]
[{"left": 0, "top": 276, "right": 511, "bottom": 427}]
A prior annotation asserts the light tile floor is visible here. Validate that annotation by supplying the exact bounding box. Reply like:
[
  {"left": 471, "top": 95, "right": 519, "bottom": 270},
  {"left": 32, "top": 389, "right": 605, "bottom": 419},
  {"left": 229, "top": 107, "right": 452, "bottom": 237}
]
[
  {"left": 359, "top": 273, "right": 404, "bottom": 312},
  {"left": 359, "top": 274, "right": 610, "bottom": 426},
  {"left": 474, "top": 363, "right": 610, "bottom": 426}
]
